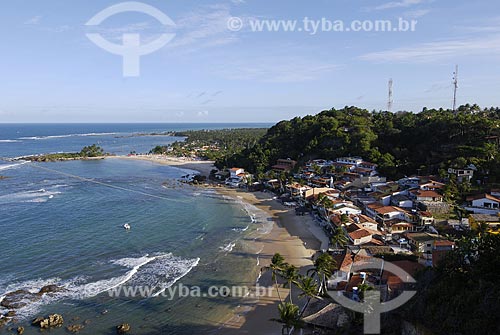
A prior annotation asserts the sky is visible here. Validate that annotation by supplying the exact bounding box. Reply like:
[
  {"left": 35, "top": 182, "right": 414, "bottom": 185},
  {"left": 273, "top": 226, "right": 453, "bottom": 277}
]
[{"left": 0, "top": 0, "right": 499, "bottom": 123}]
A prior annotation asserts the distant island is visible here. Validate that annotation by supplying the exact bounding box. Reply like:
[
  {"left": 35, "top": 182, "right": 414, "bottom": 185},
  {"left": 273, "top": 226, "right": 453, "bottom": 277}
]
[{"left": 16, "top": 144, "right": 111, "bottom": 162}]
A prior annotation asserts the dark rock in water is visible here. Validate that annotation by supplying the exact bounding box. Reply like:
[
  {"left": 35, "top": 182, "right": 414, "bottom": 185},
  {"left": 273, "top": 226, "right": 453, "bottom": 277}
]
[
  {"left": 38, "top": 284, "right": 64, "bottom": 295},
  {"left": 116, "top": 323, "right": 131, "bottom": 334},
  {"left": 5, "top": 311, "right": 16, "bottom": 317},
  {"left": 17, "top": 326, "right": 24, "bottom": 334},
  {"left": 0, "top": 317, "right": 8, "bottom": 327},
  {"left": 1, "top": 290, "right": 40, "bottom": 309},
  {"left": 101, "top": 309, "right": 109, "bottom": 315},
  {"left": 32, "top": 314, "right": 64, "bottom": 328},
  {"left": 84, "top": 319, "right": 92, "bottom": 325},
  {"left": 67, "top": 324, "right": 84, "bottom": 333}
]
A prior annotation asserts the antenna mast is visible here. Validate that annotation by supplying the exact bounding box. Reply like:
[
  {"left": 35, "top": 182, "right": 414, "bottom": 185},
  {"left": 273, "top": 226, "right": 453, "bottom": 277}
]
[
  {"left": 388, "top": 78, "right": 394, "bottom": 112},
  {"left": 452, "top": 65, "right": 458, "bottom": 112}
]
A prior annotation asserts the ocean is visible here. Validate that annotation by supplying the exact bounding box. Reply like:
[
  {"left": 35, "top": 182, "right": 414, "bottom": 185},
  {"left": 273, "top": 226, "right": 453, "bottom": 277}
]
[{"left": 0, "top": 124, "right": 271, "bottom": 334}]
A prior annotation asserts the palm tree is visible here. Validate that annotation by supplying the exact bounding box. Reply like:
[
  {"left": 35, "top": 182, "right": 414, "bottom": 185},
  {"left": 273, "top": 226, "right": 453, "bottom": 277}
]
[
  {"left": 273, "top": 302, "right": 301, "bottom": 335},
  {"left": 282, "top": 264, "right": 299, "bottom": 304},
  {"left": 296, "top": 275, "right": 319, "bottom": 318},
  {"left": 308, "top": 253, "right": 337, "bottom": 295},
  {"left": 262, "top": 253, "right": 288, "bottom": 304},
  {"left": 330, "top": 226, "right": 348, "bottom": 248}
]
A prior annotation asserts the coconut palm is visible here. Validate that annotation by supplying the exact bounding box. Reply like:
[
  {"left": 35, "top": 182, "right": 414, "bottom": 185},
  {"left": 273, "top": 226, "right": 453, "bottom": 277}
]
[
  {"left": 330, "top": 226, "right": 348, "bottom": 248},
  {"left": 296, "top": 275, "right": 319, "bottom": 318},
  {"left": 273, "top": 301, "right": 302, "bottom": 335},
  {"left": 308, "top": 253, "right": 337, "bottom": 295},
  {"left": 261, "top": 253, "right": 288, "bottom": 304},
  {"left": 282, "top": 264, "right": 299, "bottom": 304}
]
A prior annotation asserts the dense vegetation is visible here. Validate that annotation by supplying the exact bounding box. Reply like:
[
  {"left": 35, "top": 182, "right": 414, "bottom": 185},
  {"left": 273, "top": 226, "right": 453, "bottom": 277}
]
[
  {"left": 403, "top": 231, "right": 500, "bottom": 334},
  {"left": 20, "top": 144, "right": 106, "bottom": 162},
  {"left": 223, "top": 105, "right": 500, "bottom": 182},
  {"left": 150, "top": 128, "right": 267, "bottom": 161}
]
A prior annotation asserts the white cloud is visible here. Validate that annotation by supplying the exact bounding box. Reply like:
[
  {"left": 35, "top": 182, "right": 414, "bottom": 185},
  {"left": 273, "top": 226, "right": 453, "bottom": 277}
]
[
  {"left": 403, "top": 9, "right": 431, "bottom": 18},
  {"left": 372, "top": 0, "right": 426, "bottom": 10},
  {"left": 197, "top": 110, "right": 209, "bottom": 116},
  {"left": 455, "top": 17, "right": 500, "bottom": 33},
  {"left": 24, "top": 15, "right": 42, "bottom": 25},
  {"left": 215, "top": 57, "right": 339, "bottom": 83},
  {"left": 359, "top": 34, "right": 500, "bottom": 63}
]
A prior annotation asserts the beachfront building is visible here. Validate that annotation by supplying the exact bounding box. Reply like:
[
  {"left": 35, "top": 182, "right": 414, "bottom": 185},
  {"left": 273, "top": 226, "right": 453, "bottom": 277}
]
[{"left": 225, "top": 167, "right": 247, "bottom": 187}]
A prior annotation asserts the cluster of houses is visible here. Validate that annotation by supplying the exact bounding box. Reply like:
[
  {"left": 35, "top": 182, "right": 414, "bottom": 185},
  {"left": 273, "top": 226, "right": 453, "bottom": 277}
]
[{"left": 212, "top": 156, "right": 499, "bottom": 327}]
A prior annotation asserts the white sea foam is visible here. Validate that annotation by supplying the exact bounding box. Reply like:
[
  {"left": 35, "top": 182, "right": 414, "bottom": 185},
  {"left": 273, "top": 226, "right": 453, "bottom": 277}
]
[
  {"left": 220, "top": 242, "right": 236, "bottom": 253},
  {"left": 0, "top": 139, "right": 20, "bottom": 143},
  {"left": 232, "top": 225, "right": 249, "bottom": 232},
  {"left": 0, "top": 161, "right": 29, "bottom": 171},
  {"left": 0, "top": 252, "right": 199, "bottom": 319},
  {"left": 18, "top": 132, "right": 117, "bottom": 140},
  {"left": 0, "top": 189, "right": 62, "bottom": 204}
]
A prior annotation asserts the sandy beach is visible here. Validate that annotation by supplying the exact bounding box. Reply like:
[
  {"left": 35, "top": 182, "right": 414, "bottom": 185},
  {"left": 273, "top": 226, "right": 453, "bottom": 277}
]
[
  {"left": 111, "top": 154, "right": 216, "bottom": 177},
  {"left": 216, "top": 188, "right": 330, "bottom": 334}
]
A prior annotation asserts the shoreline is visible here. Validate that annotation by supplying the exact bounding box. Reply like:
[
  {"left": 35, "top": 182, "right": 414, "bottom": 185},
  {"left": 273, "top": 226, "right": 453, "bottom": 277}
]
[
  {"left": 112, "top": 154, "right": 330, "bottom": 333},
  {"left": 110, "top": 155, "right": 215, "bottom": 177},
  {"left": 214, "top": 188, "right": 330, "bottom": 334}
]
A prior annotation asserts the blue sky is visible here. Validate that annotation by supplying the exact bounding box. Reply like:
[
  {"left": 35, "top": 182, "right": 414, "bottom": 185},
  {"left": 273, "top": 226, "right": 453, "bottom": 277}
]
[{"left": 0, "top": 0, "right": 499, "bottom": 122}]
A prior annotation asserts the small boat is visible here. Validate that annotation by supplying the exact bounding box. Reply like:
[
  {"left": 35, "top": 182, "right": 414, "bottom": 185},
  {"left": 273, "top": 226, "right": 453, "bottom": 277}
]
[{"left": 123, "top": 223, "right": 131, "bottom": 230}]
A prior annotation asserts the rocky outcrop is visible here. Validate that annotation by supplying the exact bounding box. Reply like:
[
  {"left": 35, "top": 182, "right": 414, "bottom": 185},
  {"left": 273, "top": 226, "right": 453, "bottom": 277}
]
[
  {"left": 116, "top": 323, "right": 131, "bottom": 334},
  {"left": 67, "top": 324, "right": 84, "bottom": 333},
  {"left": 16, "top": 326, "right": 24, "bottom": 334},
  {"left": 0, "top": 290, "right": 40, "bottom": 309},
  {"left": 38, "top": 284, "right": 64, "bottom": 295},
  {"left": 32, "top": 314, "right": 64, "bottom": 328},
  {"left": 0, "top": 285, "right": 64, "bottom": 310}
]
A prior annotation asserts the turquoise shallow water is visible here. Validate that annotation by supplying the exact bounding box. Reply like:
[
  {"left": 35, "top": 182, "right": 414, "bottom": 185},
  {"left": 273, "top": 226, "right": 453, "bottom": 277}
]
[{"left": 0, "top": 124, "right": 271, "bottom": 334}]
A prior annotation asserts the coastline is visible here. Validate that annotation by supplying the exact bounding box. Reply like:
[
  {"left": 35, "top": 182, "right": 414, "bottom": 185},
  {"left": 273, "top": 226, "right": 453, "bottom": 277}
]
[
  {"left": 212, "top": 188, "right": 330, "bottom": 334},
  {"left": 112, "top": 154, "right": 331, "bottom": 333},
  {"left": 110, "top": 155, "right": 215, "bottom": 177}
]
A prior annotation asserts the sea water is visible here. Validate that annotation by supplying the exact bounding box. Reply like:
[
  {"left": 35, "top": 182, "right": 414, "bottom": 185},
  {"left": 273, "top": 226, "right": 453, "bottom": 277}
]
[{"left": 0, "top": 124, "right": 270, "bottom": 334}]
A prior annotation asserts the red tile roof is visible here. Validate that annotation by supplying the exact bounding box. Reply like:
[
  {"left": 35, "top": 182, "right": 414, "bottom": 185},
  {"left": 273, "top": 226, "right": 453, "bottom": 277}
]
[{"left": 466, "top": 193, "right": 500, "bottom": 203}]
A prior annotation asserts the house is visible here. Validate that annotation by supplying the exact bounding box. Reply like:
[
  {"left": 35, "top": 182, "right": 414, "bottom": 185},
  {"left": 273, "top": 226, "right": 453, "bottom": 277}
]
[
  {"left": 391, "top": 194, "right": 413, "bottom": 208},
  {"left": 415, "top": 190, "right": 443, "bottom": 202},
  {"left": 330, "top": 204, "right": 362, "bottom": 216},
  {"left": 286, "top": 183, "right": 311, "bottom": 198},
  {"left": 398, "top": 177, "right": 420, "bottom": 189},
  {"left": 229, "top": 167, "right": 245, "bottom": 178},
  {"left": 389, "top": 222, "right": 415, "bottom": 234},
  {"left": 348, "top": 228, "right": 373, "bottom": 245},
  {"left": 336, "top": 157, "right": 363, "bottom": 166},
  {"left": 465, "top": 194, "right": 500, "bottom": 215},
  {"left": 469, "top": 214, "right": 500, "bottom": 233},
  {"left": 366, "top": 204, "right": 409, "bottom": 223},
  {"left": 272, "top": 158, "right": 297, "bottom": 172},
  {"left": 405, "top": 232, "right": 454, "bottom": 266},
  {"left": 419, "top": 180, "right": 445, "bottom": 191},
  {"left": 448, "top": 166, "right": 475, "bottom": 182},
  {"left": 417, "top": 211, "right": 435, "bottom": 226}
]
